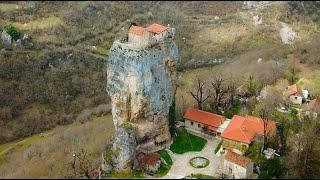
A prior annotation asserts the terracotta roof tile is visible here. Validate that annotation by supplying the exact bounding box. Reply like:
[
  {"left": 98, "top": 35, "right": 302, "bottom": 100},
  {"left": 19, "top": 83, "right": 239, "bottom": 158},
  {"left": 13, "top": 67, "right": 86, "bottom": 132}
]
[
  {"left": 225, "top": 151, "right": 252, "bottom": 168},
  {"left": 137, "top": 152, "right": 161, "bottom": 166},
  {"left": 128, "top": 25, "right": 146, "bottom": 35},
  {"left": 283, "top": 84, "right": 303, "bottom": 97},
  {"left": 146, "top": 23, "right": 168, "bottom": 34},
  {"left": 184, "top": 108, "right": 225, "bottom": 131},
  {"left": 221, "top": 115, "right": 276, "bottom": 144}
]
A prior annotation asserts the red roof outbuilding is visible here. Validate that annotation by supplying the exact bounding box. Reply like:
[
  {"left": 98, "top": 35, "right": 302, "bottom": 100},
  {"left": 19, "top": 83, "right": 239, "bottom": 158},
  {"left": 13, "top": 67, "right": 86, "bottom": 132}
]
[
  {"left": 225, "top": 151, "right": 252, "bottom": 168},
  {"left": 184, "top": 107, "right": 225, "bottom": 131},
  {"left": 283, "top": 84, "right": 303, "bottom": 97}
]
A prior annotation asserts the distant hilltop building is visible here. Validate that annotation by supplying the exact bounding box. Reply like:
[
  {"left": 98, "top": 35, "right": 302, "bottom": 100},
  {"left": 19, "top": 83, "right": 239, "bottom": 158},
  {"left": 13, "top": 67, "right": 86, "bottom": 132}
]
[{"left": 127, "top": 23, "right": 175, "bottom": 48}]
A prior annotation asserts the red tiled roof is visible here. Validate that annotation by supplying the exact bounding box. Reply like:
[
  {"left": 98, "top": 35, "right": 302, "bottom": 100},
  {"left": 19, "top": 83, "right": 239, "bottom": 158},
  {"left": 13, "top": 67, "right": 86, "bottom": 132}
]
[
  {"left": 137, "top": 152, "right": 161, "bottom": 166},
  {"left": 221, "top": 115, "right": 276, "bottom": 144},
  {"left": 146, "top": 23, "right": 168, "bottom": 34},
  {"left": 184, "top": 108, "right": 225, "bottom": 130},
  {"left": 225, "top": 151, "right": 252, "bottom": 168},
  {"left": 302, "top": 99, "right": 320, "bottom": 112},
  {"left": 283, "top": 84, "right": 303, "bottom": 97},
  {"left": 128, "top": 25, "right": 146, "bottom": 35}
]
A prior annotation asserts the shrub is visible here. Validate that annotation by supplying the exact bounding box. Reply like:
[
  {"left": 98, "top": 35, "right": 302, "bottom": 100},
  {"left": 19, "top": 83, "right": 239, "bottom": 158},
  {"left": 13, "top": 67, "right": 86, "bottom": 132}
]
[
  {"left": 276, "top": 123, "right": 286, "bottom": 155},
  {"left": 214, "top": 141, "right": 222, "bottom": 154},
  {"left": 258, "top": 171, "right": 271, "bottom": 179},
  {"left": 158, "top": 149, "right": 172, "bottom": 165},
  {"left": 4, "top": 24, "right": 20, "bottom": 41},
  {"left": 168, "top": 100, "right": 176, "bottom": 137},
  {"left": 187, "top": 173, "right": 216, "bottom": 179},
  {"left": 76, "top": 109, "right": 93, "bottom": 124},
  {"left": 189, "top": 157, "right": 210, "bottom": 168},
  {"left": 92, "top": 104, "right": 111, "bottom": 117},
  {"left": 57, "top": 114, "right": 75, "bottom": 125},
  {"left": 260, "top": 158, "right": 282, "bottom": 178}
]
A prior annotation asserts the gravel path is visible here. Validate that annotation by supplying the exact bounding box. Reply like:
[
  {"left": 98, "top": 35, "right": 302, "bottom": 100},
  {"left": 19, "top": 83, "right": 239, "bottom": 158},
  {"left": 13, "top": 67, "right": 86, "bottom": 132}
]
[{"left": 162, "top": 137, "right": 223, "bottom": 179}]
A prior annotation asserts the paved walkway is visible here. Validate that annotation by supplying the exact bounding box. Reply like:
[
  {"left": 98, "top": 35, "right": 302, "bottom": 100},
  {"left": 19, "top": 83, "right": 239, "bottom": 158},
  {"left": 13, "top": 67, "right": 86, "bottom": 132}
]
[{"left": 162, "top": 138, "right": 223, "bottom": 179}]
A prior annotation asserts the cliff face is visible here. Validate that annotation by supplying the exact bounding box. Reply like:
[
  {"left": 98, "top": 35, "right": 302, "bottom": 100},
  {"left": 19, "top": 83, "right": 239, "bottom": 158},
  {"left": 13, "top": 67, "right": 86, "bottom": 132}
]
[{"left": 106, "top": 36, "right": 179, "bottom": 171}]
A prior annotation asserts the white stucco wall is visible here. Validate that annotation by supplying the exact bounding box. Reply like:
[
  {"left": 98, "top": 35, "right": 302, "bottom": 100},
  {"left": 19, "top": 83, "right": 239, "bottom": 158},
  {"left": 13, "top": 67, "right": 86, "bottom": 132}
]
[
  {"left": 128, "top": 32, "right": 151, "bottom": 47},
  {"left": 289, "top": 95, "right": 302, "bottom": 105},
  {"left": 223, "top": 159, "right": 253, "bottom": 179},
  {"left": 185, "top": 119, "right": 203, "bottom": 134}
]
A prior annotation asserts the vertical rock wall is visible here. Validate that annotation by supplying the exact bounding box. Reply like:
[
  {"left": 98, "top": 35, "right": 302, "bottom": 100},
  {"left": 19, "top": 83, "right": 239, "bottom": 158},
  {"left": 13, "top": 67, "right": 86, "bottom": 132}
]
[{"left": 106, "top": 36, "right": 179, "bottom": 171}]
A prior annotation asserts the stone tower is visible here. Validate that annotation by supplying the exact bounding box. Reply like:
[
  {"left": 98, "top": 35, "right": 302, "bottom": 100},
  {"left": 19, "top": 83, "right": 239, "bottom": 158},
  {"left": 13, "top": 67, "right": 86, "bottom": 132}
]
[{"left": 106, "top": 23, "right": 179, "bottom": 172}]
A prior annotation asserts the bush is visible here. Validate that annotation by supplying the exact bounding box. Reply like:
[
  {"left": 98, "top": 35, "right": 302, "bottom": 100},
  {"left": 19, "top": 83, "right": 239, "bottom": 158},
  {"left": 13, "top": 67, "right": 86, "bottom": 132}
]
[
  {"left": 214, "top": 141, "right": 222, "bottom": 154},
  {"left": 186, "top": 173, "right": 216, "bottom": 179},
  {"left": 57, "top": 114, "right": 75, "bottom": 125},
  {"left": 158, "top": 149, "right": 172, "bottom": 165},
  {"left": 258, "top": 171, "right": 271, "bottom": 179},
  {"left": 276, "top": 123, "right": 286, "bottom": 155},
  {"left": 168, "top": 100, "right": 176, "bottom": 137},
  {"left": 92, "top": 104, "right": 111, "bottom": 117},
  {"left": 76, "top": 109, "right": 93, "bottom": 124},
  {"left": 189, "top": 157, "right": 210, "bottom": 168},
  {"left": 4, "top": 24, "right": 20, "bottom": 41},
  {"left": 260, "top": 158, "right": 282, "bottom": 178}
]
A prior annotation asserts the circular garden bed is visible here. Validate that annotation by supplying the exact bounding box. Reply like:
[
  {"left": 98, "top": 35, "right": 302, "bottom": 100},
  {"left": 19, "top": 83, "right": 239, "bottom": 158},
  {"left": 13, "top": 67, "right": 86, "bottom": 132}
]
[{"left": 189, "top": 156, "right": 210, "bottom": 168}]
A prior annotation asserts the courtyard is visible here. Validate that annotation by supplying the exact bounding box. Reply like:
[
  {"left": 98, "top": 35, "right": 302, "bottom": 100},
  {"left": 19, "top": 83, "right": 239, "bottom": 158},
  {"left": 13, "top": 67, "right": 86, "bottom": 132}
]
[{"left": 162, "top": 134, "right": 223, "bottom": 179}]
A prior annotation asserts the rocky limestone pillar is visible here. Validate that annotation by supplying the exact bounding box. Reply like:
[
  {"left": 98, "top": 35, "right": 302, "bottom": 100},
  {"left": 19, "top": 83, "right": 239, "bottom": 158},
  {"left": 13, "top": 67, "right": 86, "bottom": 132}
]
[{"left": 106, "top": 34, "right": 179, "bottom": 172}]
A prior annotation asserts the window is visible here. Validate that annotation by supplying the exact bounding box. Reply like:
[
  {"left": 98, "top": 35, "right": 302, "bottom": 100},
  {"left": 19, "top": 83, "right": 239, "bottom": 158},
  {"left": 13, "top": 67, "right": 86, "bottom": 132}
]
[
  {"left": 198, "top": 124, "right": 201, "bottom": 128},
  {"left": 229, "top": 167, "right": 232, "bottom": 174},
  {"left": 295, "top": 96, "right": 298, "bottom": 100},
  {"left": 191, "top": 121, "right": 194, "bottom": 126}
]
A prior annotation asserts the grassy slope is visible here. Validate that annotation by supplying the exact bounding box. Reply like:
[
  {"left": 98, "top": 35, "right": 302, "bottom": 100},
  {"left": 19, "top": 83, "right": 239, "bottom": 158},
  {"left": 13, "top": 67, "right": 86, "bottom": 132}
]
[
  {"left": 0, "top": 115, "right": 114, "bottom": 178},
  {"left": 12, "top": 16, "right": 61, "bottom": 31},
  {"left": 0, "top": 3, "right": 22, "bottom": 12}
]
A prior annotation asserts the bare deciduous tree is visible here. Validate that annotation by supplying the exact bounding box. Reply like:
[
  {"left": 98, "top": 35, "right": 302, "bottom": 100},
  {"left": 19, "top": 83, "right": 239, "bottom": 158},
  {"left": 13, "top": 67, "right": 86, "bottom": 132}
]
[
  {"left": 189, "top": 78, "right": 210, "bottom": 110},
  {"left": 68, "top": 148, "right": 97, "bottom": 179},
  {"left": 256, "top": 87, "right": 283, "bottom": 153},
  {"left": 211, "top": 72, "right": 229, "bottom": 111}
]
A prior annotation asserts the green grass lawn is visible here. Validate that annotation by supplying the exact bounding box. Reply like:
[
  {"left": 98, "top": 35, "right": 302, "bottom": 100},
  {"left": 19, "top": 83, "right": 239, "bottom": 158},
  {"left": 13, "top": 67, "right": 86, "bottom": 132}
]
[
  {"left": 105, "top": 170, "right": 145, "bottom": 179},
  {"left": 185, "top": 173, "right": 216, "bottom": 179},
  {"left": 73, "top": 1, "right": 91, "bottom": 10},
  {"left": 155, "top": 149, "right": 172, "bottom": 177},
  {"left": 91, "top": 46, "right": 109, "bottom": 56},
  {"left": 158, "top": 149, "right": 173, "bottom": 165},
  {"left": 170, "top": 128, "right": 207, "bottom": 154},
  {"left": 0, "top": 131, "right": 52, "bottom": 157}
]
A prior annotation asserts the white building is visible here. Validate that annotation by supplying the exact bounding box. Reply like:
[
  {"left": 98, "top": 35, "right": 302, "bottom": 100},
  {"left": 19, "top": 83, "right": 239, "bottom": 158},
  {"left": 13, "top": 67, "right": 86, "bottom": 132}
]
[
  {"left": 127, "top": 23, "right": 174, "bottom": 49},
  {"left": 183, "top": 107, "right": 226, "bottom": 137},
  {"left": 283, "top": 84, "right": 304, "bottom": 105},
  {"left": 223, "top": 151, "right": 254, "bottom": 179}
]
